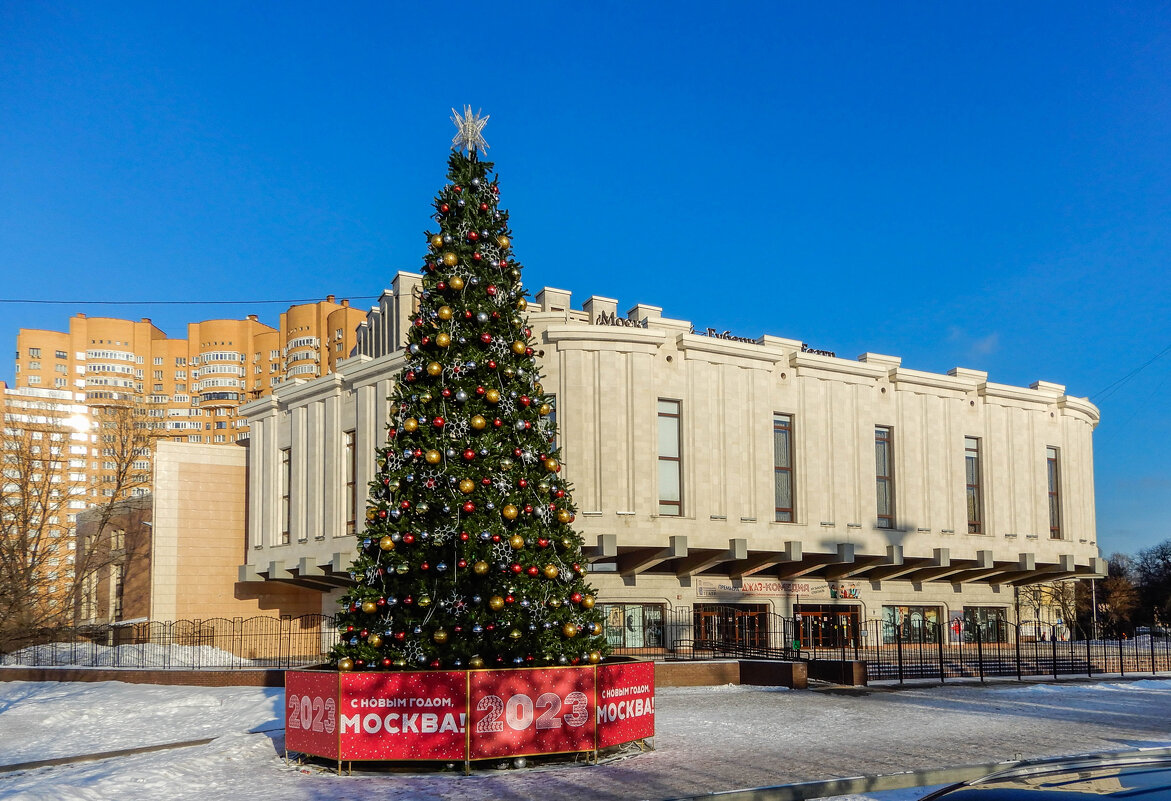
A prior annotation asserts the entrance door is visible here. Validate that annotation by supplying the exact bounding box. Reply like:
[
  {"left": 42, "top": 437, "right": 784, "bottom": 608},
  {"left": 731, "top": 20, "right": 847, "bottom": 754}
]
[
  {"left": 797, "top": 604, "right": 860, "bottom": 648},
  {"left": 693, "top": 604, "right": 770, "bottom": 649}
]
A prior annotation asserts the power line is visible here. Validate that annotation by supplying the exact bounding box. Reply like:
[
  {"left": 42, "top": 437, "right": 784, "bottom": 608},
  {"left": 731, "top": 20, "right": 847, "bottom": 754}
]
[
  {"left": 1091, "top": 343, "right": 1171, "bottom": 403},
  {"left": 0, "top": 296, "right": 381, "bottom": 306}
]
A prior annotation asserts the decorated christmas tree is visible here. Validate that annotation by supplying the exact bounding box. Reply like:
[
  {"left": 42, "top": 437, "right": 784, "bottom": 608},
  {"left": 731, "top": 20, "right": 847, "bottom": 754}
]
[{"left": 331, "top": 109, "right": 608, "bottom": 672}]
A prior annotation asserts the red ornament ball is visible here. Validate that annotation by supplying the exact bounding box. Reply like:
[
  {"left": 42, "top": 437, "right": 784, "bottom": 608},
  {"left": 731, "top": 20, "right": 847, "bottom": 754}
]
[{"left": 462, "top": 501, "right": 476, "bottom": 513}]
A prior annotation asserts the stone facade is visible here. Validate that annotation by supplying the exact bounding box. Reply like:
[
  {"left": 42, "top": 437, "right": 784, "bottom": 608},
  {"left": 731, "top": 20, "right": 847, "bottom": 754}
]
[{"left": 239, "top": 274, "right": 1103, "bottom": 642}]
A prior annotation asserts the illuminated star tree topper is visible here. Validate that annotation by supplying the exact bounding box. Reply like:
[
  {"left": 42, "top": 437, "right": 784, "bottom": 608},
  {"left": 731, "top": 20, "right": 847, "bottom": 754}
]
[{"left": 450, "top": 105, "right": 490, "bottom": 155}]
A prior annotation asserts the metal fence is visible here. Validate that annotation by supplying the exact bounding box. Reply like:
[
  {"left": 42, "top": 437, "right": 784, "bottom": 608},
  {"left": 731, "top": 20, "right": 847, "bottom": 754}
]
[
  {"left": 4, "top": 609, "right": 1168, "bottom": 683},
  {"left": 0, "top": 615, "right": 336, "bottom": 670},
  {"left": 799, "top": 619, "right": 1171, "bottom": 683}
]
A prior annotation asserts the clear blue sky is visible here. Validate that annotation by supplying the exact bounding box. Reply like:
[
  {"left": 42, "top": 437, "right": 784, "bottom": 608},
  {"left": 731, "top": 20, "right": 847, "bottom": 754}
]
[{"left": 1, "top": 3, "right": 1168, "bottom": 557}]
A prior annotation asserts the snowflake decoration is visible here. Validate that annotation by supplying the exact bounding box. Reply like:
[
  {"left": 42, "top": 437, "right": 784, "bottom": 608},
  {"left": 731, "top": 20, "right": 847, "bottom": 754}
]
[
  {"left": 432, "top": 525, "right": 455, "bottom": 546},
  {"left": 488, "top": 337, "right": 508, "bottom": 358},
  {"left": 364, "top": 565, "right": 381, "bottom": 583},
  {"left": 385, "top": 451, "right": 406, "bottom": 471},
  {"left": 445, "top": 591, "right": 468, "bottom": 617},
  {"left": 421, "top": 469, "right": 442, "bottom": 490},
  {"left": 498, "top": 397, "right": 516, "bottom": 416},
  {"left": 445, "top": 417, "right": 470, "bottom": 439},
  {"left": 479, "top": 243, "right": 503, "bottom": 266},
  {"left": 520, "top": 449, "right": 537, "bottom": 465},
  {"left": 451, "top": 105, "right": 490, "bottom": 154},
  {"left": 492, "top": 473, "right": 512, "bottom": 494},
  {"left": 536, "top": 505, "right": 553, "bottom": 524},
  {"left": 527, "top": 603, "right": 547, "bottom": 626},
  {"left": 491, "top": 542, "right": 513, "bottom": 564},
  {"left": 490, "top": 289, "right": 509, "bottom": 307},
  {"left": 402, "top": 640, "right": 424, "bottom": 664}
]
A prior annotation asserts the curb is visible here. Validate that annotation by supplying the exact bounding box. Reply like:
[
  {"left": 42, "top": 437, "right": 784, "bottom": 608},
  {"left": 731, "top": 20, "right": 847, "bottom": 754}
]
[{"left": 0, "top": 737, "right": 217, "bottom": 774}]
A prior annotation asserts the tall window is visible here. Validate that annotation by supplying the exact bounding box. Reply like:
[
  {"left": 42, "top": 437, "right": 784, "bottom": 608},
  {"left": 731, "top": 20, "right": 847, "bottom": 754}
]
[
  {"left": 875, "top": 426, "right": 894, "bottom": 529},
  {"left": 774, "top": 414, "right": 794, "bottom": 522},
  {"left": 657, "top": 399, "right": 682, "bottom": 516},
  {"left": 280, "top": 448, "right": 291, "bottom": 544},
  {"left": 1047, "top": 446, "right": 1062, "bottom": 539},
  {"left": 965, "top": 437, "right": 983, "bottom": 534},
  {"left": 344, "top": 431, "right": 356, "bottom": 535}
]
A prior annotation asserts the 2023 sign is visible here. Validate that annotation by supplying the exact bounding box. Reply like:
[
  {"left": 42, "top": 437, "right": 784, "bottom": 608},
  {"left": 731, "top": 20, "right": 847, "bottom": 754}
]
[{"left": 474, "top": 690, "right": 590, "bottom": 733}]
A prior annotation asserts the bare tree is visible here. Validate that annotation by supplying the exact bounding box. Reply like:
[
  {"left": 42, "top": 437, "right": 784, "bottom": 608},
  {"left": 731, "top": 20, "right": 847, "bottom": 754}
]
[
  {"left": 0, "top": 396, "right": 161, "bottom": 641},
  {"left": 0, "top": 419, "right": 86, "bottom": 635}
]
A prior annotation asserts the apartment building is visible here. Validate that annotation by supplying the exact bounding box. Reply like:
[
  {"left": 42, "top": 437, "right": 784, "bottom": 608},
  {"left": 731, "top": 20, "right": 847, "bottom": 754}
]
[{"left": 5, "top": 296, "right": 366, "bottom": 625}]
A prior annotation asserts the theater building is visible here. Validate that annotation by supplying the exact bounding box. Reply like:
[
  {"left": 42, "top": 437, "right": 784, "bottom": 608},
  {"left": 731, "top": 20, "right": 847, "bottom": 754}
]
[{"left": 237, "top": 272, "right": 1103, "bottom": 650}]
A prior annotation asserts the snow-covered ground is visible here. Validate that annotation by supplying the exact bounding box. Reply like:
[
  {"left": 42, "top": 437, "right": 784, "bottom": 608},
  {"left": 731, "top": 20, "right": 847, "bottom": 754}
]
[
  {"left": 0, "top": 642, "right": 255, "bottom": 668},
  {"left": 0, "top": 676, "right": 1169, "bottom": 800}
]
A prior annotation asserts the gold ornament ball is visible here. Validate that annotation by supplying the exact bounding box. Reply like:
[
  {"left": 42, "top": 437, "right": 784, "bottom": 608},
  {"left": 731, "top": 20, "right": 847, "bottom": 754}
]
[
  {"left": 449, "top": 275, "right": 465, "bottom": 290},
  {"left": 338, "top": 657, "right": 355, "bottom": 672},
  {"left": 502, "top": 505, "right": 519, "bottom": 521},
  {"left": 537, "top": 482, "right": 550, "bottom": 494},
  {"left": 470, "top": 414, "right": 487, "bottom": 430},
  {"left": 433, "top": 629, "right": 449, "bottom": 645},
  {"left": 508, "top": 628, "right": 523, "bottom": 640},
  {"left": 365, "top": 508, "right": 376, "bottom": 521},
  {"left": 556, "top": 509, "right": 572, "bottom": 524},
  {"left": 501, "top": 457, "right": 515, "bottom": 471},
  {"left": 542, "top": 564, "right": 559, "bottom": 579},
  {"left": 437, "top": 305, "right": 454, "bottom": 320},
  {"left": 420, "top": 391, "right": 433, "bottom": 403},
  {"left": 533, "top": 381, "right": 543, "bottom": 393},
  {"left": 436, "top": 332, "right": 451, "bottom": 348},
  {"left": 472, "top": 560, "right": 490, "bottom": 575},
  {"left": 489, "top": 595, "right": 505, "bottom": 611},
  {"left": 517, "top": 298, "right": 528, "bottom": 311},
  {"left": 430, "top": 234, "right": 444, "bottom": 248},
  {"left": 544, "top": 458, "right": 560, "bottom": 473},
  {"left": 485, "top": 389, "right": 501, "bottom": 404},
  {"left": 418, "top": 595, "right": 432, "bottom": 607},
  {"left": 563, "top": 623, "right": 579, "bottom": 639},
  {"left": 393, "top": 658, "right": 407, "bottom": 668},
  {"left": 361, "top": 600, "right": 377, "bottom": 614},
  {"left": 538, "top": 403, "right": 552, "bottom": 416},
  {"left": 395, "top": 563, "right": 409, "bottom": 575},
  {"left": 425, "top": 449, "right": 442, "bottom": 465},
  {"left": 442, "top": 252, "right": 458, "bottom": 267},
  {"left": 548, "top": 597, "right": 562, "bottom": 608},
  {"left": 367, "top": 634, "right": 383, "bottom": 648},
  {"left": 379, "top": 536, "right": 396, "bottom": 551},
  {"left": 403, "top": 418, "right": 419, "bottom": 432},
  {"left": 497, "top": 235, "right": 511, "bottom": 249},
  {"left": 469, "top": 656, "right": 485, "bottom": 669},
  {"left": 581, "top": 595, "right": 595, "bottom": 609},
  {"left": 561, "top": 537, "right": 574, "bottom": 550},
  {"left": 427, "top": 361, "right": 443, "bottom": 376},
  {"left": 502, "top": 367, "right": 516, "bottom": 379},
  {"left": 511, "top": 341, "right": 526, "bottom": 355},
  {"left": 459, "top": 478, "right": 475, "bottom": 494},
  {"left": 587, "top": 651, "right": 602, "bottom": 665},
  {"left": 509, "top": 533, "right": 525, "bottom": 549}
]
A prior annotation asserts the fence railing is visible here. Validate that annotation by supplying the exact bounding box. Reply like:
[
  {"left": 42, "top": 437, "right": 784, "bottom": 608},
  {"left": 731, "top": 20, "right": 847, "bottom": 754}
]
[
  {"left": 0, "top": 615, "right": 336, "bottom": 670},
  {"left": 798, "top": 619, "right": 1171, "bottom": 683},
  {"left": 3, "top": 610, "right": 1168, "bottom": 682}
]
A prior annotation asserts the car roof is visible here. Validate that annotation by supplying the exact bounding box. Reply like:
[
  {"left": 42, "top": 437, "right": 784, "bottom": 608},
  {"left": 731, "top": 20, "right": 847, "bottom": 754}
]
[{"left": 924, "top": 748, "right": 1171, "bottom": 800}]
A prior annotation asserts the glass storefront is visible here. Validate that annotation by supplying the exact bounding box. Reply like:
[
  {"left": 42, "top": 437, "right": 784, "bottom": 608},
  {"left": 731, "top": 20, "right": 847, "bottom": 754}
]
[
  {"left": 963, "top": 606, "right": 1009, "bottom": 643},
  {"left": 601, "top": 603, "right": 664, "bottom": 650},
  {"left": 882, "top": 604, "right": 942, "bottom": 644}
]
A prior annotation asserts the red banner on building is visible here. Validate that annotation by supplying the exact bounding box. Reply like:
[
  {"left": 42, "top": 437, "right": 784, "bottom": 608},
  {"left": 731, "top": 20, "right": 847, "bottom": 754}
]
[
  {"left": 468, "top": 666, "right": 596, "bottom": 759},
  {"left": 285, "top": 669, "right": 340, "bottom": 760},
  {"left": 596, "top": 661, "right": 656, "bottom": 747},
  {"left": 339, "top": 671, "right": 467, "bottom": 761}
]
